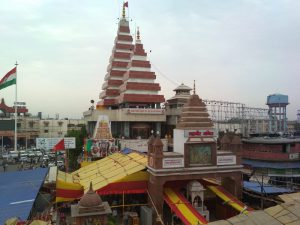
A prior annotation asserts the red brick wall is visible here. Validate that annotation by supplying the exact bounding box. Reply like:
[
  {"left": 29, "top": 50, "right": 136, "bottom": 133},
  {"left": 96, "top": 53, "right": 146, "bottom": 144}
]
[
  {"left": 111, "top": 61, "right": 129, "bottom": 68},
  {"left": 113, "top": 52, "right": 131, "bottom": 59},
  {"left": 117, "top": 34, "right": 133, "bottom": 42},
  {"left": 110, "top": 70, "right": 125, "bottom": 77},
  {"left": 243, "top": 143, "right": 300, "bottom": 153},
  {"left": 124, "top": 71, "right": 156, "bottom": 80},
  {"left": 124, "top": 82, "right": 161, "bottom": 91},
  {"left": 134, "top": 44, "right": 147, "bottom": 56},
  {"left": 294, "top": 143, "right": 300, "bottom": 152},
  {"left": 119, "top": 26, "right": 130, "bottom": 33},
  {"left": 103, "top": 99, "right": 116, "bottom": 106},
  {"left": 119, "top": 94, "right": 165, "bottom": 103},
  {"left": 106, "top": 89, "right": 119, "bottom": 96},
  {"left": 115, "top": 43, "right": 133, "bottom": 50},
  {"left": 242, "top": 150, "right": 291, "bottom": 161},
  {"left": 243, "top": 143, "right": 282, "bottom": 152},
  {"left": 107, "top": 79, "right": 123, "bottom": 86},
  {"left": 131, "top": 60, "right": 151, "bottom": 68}
]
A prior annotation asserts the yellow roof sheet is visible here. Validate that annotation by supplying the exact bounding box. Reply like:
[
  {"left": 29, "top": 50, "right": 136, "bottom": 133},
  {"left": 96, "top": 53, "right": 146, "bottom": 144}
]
[
  {"left": 278, "top": 192, "right": 300, "bottom": 203},
  {"left": 71, "top": 152, "right": 148, "bottom": 192},
  {"left": 57, "top": 170, "right": 74, "bottom": 183}
]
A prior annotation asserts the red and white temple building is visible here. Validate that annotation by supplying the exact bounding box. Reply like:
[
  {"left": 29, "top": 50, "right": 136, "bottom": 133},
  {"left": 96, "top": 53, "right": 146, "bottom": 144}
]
[{"left": 84, "top": 5, "right": 165, "bottom": 141}]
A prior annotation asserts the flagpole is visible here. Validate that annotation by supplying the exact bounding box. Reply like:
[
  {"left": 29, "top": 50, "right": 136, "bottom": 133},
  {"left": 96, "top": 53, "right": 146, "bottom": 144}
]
[{"left": 14, "top": 62, "right": 18, "bottom": 152}]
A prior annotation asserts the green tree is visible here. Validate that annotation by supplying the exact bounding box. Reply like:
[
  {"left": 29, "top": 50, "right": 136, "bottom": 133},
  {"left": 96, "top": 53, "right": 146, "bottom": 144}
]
[{"left": 65, "top": 125, "right": 87, "bottom": 171}]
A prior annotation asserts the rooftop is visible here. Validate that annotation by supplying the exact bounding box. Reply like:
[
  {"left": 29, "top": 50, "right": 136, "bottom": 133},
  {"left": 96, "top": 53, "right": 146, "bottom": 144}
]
[
  {"left": 243, "top": 137, "right": 300, "bottom": 144},
  {"left": 208, "top": 193, "right": 300, "bottom": 225}
]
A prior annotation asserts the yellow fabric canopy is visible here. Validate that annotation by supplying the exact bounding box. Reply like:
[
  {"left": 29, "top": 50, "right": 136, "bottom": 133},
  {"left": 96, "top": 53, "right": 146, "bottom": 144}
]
[
  {"left": 56, "top": 152, "right": 148, "bottom": 202},
  {"left": 72, "top": 152, "right": 148, "bottom": 192}
]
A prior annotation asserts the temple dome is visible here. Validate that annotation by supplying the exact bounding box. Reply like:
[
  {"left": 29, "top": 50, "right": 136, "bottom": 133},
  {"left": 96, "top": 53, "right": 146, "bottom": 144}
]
[
  {"left": 79, "top": 182, "right": 102, "bottom": 208},
  {"left": 153, "top": 135, "right": 163, "bottom": 147},
  {"left": 221, "top": 134, "right": 231, "bottom": 144},
  {"left": 173, "top": 83, "right": 192, "bottom": 92},
  {"left": 231, "top": 135, "right": 242, "bottom": 145},
  {"left": 148, "top": 132, "right": 155, "bottom": 145}
]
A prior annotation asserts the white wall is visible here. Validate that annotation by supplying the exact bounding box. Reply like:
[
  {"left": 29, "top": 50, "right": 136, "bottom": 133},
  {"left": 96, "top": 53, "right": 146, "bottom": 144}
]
[
  {"left": 173, "top": 129, "right": 187, "bottom": 155},
  {"left": 120, "top": 138, "right": 168, "bottom": 152}
]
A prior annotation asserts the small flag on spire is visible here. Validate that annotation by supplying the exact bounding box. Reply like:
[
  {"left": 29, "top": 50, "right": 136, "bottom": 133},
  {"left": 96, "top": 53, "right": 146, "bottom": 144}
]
[{"left": 124, "top": 1, "right": 128, "bottom": 8}]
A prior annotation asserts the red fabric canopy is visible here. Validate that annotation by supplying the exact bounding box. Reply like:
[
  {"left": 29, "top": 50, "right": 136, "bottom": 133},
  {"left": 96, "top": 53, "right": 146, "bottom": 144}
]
[{"left": 97, "top": 181, "right": 148, "bottom": 195}]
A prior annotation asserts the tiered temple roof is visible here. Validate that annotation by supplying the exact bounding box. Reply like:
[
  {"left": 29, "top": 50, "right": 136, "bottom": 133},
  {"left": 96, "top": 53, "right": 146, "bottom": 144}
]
[
  {"left": 98, "top": 16, "right": 133, "bottom": 107},
  {"left": 118, "top": 27, "right": 164, "bottom": 104},
  {"left": 176, "top": 90, "right": 214, "bottom": 130},
  {"left": 98, "top": 6, "right": 164, "bottom": 107}
]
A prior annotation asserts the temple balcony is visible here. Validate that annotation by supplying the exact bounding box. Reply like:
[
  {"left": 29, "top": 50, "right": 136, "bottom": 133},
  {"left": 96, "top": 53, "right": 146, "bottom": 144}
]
[{"left": 84, "top": 108, "right": 166, "bottom": 123}]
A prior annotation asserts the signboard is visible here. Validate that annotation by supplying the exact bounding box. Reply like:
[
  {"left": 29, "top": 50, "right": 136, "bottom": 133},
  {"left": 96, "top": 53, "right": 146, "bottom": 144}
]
[
  {"left": 217, "top": 155, "right": 236, "bottom": 165},
  {"left": 189, "top": 145, "right": 212, "bottom": 165},
  {"left": 184, "top": 129, "right": 215, "bottom": 137},
  {"left": 289, "top": 153, "right": 299, "bottom": 160},
  {"left": 14, "top": 101, "right": 26, "bottom": 106},
  {"left": 163, "top": 158, "right": 184, "bottom": 168},
  {"left": 36, "top": 137, "right": 76, "bottom": 150},
  {"left": 127, "top": 108, "right": 165, "bottom": 115}
]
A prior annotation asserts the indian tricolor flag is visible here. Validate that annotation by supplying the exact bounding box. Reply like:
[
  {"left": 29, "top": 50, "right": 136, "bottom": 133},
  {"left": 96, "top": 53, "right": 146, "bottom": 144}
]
[{"left": 0, "top": 67, "right": 16, "bottom": 90}]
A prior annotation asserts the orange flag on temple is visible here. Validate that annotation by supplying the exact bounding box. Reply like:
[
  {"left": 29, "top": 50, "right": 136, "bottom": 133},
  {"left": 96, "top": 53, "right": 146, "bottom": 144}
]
[{"left": 52, "top": 139, "right": 65, "bottom": 152}]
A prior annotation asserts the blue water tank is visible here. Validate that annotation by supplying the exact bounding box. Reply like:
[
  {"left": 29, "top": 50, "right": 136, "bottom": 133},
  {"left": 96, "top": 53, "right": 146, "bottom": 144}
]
[{"left": 267, "top": 94, "right": 289, "bottom": 105}]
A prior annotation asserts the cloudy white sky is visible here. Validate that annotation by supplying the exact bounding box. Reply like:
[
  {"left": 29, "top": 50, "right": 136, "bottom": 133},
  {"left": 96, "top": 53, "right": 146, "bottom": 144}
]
[{"left": 0, "top": 0, "right": 299, "bottom": 119}]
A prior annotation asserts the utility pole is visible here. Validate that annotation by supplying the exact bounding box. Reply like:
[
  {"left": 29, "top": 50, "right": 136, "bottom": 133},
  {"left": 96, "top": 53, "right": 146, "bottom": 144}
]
[{"left": 260, "top": 171, "right": 264, "bottom": 209}]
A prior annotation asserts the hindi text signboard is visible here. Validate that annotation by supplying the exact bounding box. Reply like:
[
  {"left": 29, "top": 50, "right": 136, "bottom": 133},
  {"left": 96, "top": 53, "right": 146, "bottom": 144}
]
[
  {"left": 217, "top": 155, "right": 236, "bottom": 165},
  {"left": 127, "top": 108, "right": 165, "bottom": 115},
  {"left": 184, "top": 129, "right": 215, "bottom": 137},
  {"left": 163, "top": 158, "right": 184, "bottom": 168}
]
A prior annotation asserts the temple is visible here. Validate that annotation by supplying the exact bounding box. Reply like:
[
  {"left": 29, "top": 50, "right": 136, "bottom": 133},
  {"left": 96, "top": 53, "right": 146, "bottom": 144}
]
[
  {"left": 84, "top": 4, "right": 165, "bottom": 139},
  {"left": 148, "top": 87, "right": 244, "bottom": 223}
]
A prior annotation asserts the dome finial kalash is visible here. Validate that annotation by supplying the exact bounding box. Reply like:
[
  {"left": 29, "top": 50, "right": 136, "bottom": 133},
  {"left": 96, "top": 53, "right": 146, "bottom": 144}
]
[
  {"left": 193, "top": 80, "right": 196, "bottom": 95},
  {"left": 78, "top": 182, "right": 103, "bottom": 208},
  {"left": 137, "top": 26, "right": 140, "bottom": 40},
  {"left": 71, "top": 181, "right": 112, "bottom": 224},
  {"left": 122, "top": 1, "right": 128, "bottom": 19}
]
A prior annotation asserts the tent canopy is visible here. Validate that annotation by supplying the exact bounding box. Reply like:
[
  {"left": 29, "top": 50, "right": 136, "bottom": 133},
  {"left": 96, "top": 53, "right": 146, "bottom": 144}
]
[{"left": 0, "top": 168, "right": 48, "bottom": 224}]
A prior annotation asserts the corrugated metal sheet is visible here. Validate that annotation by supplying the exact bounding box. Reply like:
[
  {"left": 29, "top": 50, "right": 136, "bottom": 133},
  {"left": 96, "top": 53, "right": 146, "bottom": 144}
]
[{"left": 244, "top": 181, "right": 293, "bottom": 194}]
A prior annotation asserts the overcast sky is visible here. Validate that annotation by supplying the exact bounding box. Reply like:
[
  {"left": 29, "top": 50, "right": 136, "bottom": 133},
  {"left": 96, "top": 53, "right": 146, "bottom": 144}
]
[{"left": 0, "top": 0, "right": 299, "bottom": 119}]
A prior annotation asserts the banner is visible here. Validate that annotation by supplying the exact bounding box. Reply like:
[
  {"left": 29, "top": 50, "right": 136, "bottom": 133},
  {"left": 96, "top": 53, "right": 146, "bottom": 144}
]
[{"left": 36, "top": 137, "right": 76, "bottom": 150}]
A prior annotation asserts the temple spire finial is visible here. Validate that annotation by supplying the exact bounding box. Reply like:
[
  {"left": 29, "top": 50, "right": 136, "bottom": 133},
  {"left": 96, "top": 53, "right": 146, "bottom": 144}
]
[
  {"left": 137, "top": 26, "right": 140, "bottom": 40},
  {"left": 193, "top": 80, "right": 196, "bottom": 95},
  {"left": 89, "top": 181, "right": 93, "bottom": 191},
  {"left": 122, "top": 1, "right": 128, "bottom": 19}
]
